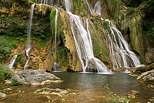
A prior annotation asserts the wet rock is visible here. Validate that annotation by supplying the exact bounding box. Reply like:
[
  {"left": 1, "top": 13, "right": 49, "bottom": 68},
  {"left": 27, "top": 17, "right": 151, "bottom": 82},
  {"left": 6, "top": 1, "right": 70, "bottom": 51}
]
[
  {"left": 137, "top": 69, "right": 154, "bottom": 85},
  {"left": 149, "top": 97, "right": 154, "bottom": 103},
  {"left": 34, "top": 88, "right": 68, "bottom": 97},
  {"left": 133, "top": 63, "right": 154, "bottom": 74},
  {"left": 128, "top": 90, "right": 140, "bottom": 99},
  {"left": 12, "top": 69, "right": 60, "bottom": 85},
  {"left": 145, "top": 48, "right": 154, "bottom": 64},
  {"left": 0, "top": 92, "right": 6, "bottom": 100},
  {"left": 3, "top": 88, "right": 12, "bottom": 93}
]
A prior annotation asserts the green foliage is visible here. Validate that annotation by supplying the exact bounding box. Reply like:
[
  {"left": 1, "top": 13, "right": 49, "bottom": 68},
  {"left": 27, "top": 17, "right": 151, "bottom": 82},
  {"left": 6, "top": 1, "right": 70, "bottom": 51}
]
[
  {"left": 13, "top": 0, "right": 29, "bottom": 5},
  {"left": 127, "top": 7, "right": 135, "bottom": 15},
  {"left": 0, "top": 70, "right": 5, "bottom": 82},
  {"left": 103, "top": 21, "right": 111, "bottom": 33},
  {"left": 0, "top": 16, "right": 21, "bottom": 22},
  {"left": 123, "top": 0, "right": 142, "bottom": 7},
  {"left": 73, "top": 0, "right": 89, "bottom": 17},
  {"left": 0, "top": 36, "right": 21, "bottom": 63},
  {"left": 110, "top": 0, "right": 119, "bottom": 5},
  {"left": 50, "top": 10, "right": 57, "bottom": 41},
  {"left": 57, "top": 47, "right": 69, "bottom": 67},
  {"left": 108, "top": 97, "right": 130, "bottom": 103},
  {"left": 11, "top": 80, "right": 21, "bottom": 86},
  {"left": 121, "top": 14, "right": 125, "bottom": 20},
  {"left": 93, "top": 38, "right": 109, "bottom": 61},
  {"left": 0, "top": 64, "right": 14, "bottom": 82},
  {"left": 32, "top": 17, "right": 50, "bottom": 40},
  {"left": 6, "top": 25, "right": 27, "bottom": 36}
]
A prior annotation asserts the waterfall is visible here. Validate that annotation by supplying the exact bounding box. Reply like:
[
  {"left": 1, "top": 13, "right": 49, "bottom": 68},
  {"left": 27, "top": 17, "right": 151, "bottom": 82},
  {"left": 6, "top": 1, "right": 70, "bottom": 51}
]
[
  {"left": 53, "top": 9, "right": 59, "bottom": 71},
  {"left": 24, "top": 3, "right": 35, "bottom": 70},
  {"left": 64, "top": 0, "right": 111, "bottom": 73},
  {"left": 8, "top": 55, "right": 18, "bottom": 69},
  {"left": 93, "top": 0, "right": 101, "bottom": 15},
  {"left": 102, "top": 19, "right": 141, "bottom": 68},
  {"left": 64, "top": 0, "right": 71, "bottom": 12},
  {"left": 85, "top": 0, "right": 93, "bottom": 14},
  {"left": 85, "top": 0, "right": 101, "bottom": 15},
  {"left": 68, "top": 12, "right": 110, "bottom": 73}
]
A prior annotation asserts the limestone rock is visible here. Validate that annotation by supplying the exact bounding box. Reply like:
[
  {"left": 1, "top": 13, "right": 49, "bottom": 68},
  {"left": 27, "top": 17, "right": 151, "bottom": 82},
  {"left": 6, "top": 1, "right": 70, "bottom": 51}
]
[
  {"left": 12, "top": 69, "right": 60, "bottom": 85},
  {"left": 34, "top": 88, "right": 68, "bottom": 97},
  {"left": 0, "top": 92, "right": 6, "bottom": 100},
  {"left": 137, "top": 69, "right": 154, "bottom": 85}
]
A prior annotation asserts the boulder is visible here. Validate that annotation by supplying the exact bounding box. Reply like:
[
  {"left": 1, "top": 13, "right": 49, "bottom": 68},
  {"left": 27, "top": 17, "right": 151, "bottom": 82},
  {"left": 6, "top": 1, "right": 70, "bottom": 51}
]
[
  {"left": 12, "top": 69, "right": 60, "bottom": 85},
  {"left": 137, "top": 69, "right": 154, "bottom": 85}
]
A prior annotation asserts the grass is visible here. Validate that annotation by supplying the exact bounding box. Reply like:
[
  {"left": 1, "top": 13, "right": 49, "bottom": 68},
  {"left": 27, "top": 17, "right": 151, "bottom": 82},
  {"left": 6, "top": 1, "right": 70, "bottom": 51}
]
[{"left": 0, "top": 64, "right": 14, "bottom": 83}]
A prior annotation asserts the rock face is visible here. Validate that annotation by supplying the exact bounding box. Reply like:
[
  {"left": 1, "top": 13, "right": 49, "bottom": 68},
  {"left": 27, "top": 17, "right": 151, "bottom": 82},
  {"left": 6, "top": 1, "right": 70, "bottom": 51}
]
[
  {"left": 137, "top": 69, "right": 154, "bottom": 85},
  {"left": 12, "top": 69, "right": 60, "bottom": 85}
]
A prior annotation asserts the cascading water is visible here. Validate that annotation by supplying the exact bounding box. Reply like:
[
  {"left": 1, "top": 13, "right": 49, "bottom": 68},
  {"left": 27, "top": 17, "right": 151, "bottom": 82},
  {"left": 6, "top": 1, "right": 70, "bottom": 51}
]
[
  {"left": 24, "top": 3, "right": 35, "bottom": 70},
  {"left": 85, "top": 0, "right": 141, "bottom": 69},
  {"left": 102, "top": 19, "right": 141, "bottom": 68},
  {"left": 68, "top": 12, "right": 111, "bottom": 73},
  {"left": 65, "top": 0, "right": 111, "bottom": 73},
  {"left": 53, "top": 9, "right": 59, "bottom": 71},
  {"left": 93, "top": 0, "right": 101, "bottom": 15},
  {"left": 64, "top": 0, "right": 71, "bottom": 12},
  {"left": 8, "top": 55, "right": 18, "bottom": 69},
  {"left": 85, "top": 0, "right": 93, "bottom": 14},
  {"left": 85, "top": 0, "right": 101, "bottom": 15}
]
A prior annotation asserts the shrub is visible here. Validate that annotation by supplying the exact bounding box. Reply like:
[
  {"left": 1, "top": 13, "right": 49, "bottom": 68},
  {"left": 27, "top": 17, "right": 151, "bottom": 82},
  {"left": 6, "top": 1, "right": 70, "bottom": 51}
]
[
  {"left": 0, "top": 64, "right": 14, "bottom": 83},
  {"left": 11, "top": 80, "right": 21, "bottom": 86}
]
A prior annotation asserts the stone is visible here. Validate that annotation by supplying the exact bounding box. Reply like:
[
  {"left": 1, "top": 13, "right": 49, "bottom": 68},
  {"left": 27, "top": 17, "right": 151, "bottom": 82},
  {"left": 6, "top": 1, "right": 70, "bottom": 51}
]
[
  {"left": 0, "top": 92, "right": 6, "bottom": 100},
  {"left": 137, "top": 69, "right": 154, "bottom": 85},
  {"left": 34, "top": 88, "right": 68, "bottom": 97},
  {"left": 12, "top": 69, "right": 60, "bottom": 85},
  {"left": 3, "top": 88, "right": 12, "bottom": 93}
]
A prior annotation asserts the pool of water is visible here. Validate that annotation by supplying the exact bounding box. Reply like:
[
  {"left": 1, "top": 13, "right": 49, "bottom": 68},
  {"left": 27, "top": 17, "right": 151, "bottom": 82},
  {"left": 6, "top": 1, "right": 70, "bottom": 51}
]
[
  {"left": 0, "top": 72, "right": 154, "bottom": 103},
  {"left": 52, "top": 72, "right": 154, "bottom": 100}
]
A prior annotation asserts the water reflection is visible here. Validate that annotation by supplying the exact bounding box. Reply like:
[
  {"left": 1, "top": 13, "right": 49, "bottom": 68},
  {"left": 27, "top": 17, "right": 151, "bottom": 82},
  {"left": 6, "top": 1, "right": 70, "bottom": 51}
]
[{"left": 52, "top": 72, "right": 154, "bottom": 98}]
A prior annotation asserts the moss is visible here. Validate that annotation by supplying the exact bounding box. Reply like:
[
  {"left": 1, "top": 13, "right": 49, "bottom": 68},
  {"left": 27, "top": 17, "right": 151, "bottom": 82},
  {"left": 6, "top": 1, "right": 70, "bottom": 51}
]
[
  {"left": 93, "top": 38, "right": 109, "bottom": 60},
  {"left": 50, "top": 10, "right": 57, "bottom": 41},
  {"left": 0, "top": 16, "right": 21, "bottom": 22},
  {"left": 107, "top": 96, "right": 130, "bottom": 103},
  {"left": 57, "top": 46, "right": 69, "bottom": 67},
  {"left": 6, "top": 25, "right": 27, "bottom": 36},
  {"left": 72, "top": 0, "right": 89, "bottom": 17},
  {"left": 103, "top": 21, "right": 111, "bottom": 33}
]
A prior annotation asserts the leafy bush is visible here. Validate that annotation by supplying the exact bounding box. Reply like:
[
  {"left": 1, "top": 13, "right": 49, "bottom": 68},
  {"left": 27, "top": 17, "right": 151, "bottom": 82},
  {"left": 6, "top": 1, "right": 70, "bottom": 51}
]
[
  {"left": 127, "top": 7, "right": 135, "bottom": 15},
  {"left": 0, "top": 64, "right": 14, "bottom": 82},
  {"left": 6, "top": 25, "right": 27, "bottom": 36},
  {"left": 11, "top": 80, "right": 21, "bottom": 86}
]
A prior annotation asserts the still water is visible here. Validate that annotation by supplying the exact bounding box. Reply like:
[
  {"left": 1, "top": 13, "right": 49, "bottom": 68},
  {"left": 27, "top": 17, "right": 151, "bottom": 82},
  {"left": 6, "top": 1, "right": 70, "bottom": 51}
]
[{"left": 0, "top": 72, "right": 154, "bottom": 103}]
